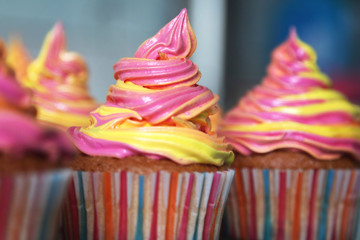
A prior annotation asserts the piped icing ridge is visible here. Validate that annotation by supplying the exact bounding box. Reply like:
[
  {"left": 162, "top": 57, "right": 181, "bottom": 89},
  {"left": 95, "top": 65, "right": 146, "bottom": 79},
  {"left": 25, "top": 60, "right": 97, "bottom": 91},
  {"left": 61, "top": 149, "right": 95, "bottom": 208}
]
[
  {"left": 24, "top": 22, "right": 97, "bottom": 128},
  {"left": 219, "top": 29, "right": 360, "bottom": 160},
  {"left": 70, "top": 9, "right": 234, "bottom": 166},
  {"left": 134, "top": 9, "right": 196, "bottom": 60},
  {"left": 0, "top": 40, "right": 74, "bottom": 161}
]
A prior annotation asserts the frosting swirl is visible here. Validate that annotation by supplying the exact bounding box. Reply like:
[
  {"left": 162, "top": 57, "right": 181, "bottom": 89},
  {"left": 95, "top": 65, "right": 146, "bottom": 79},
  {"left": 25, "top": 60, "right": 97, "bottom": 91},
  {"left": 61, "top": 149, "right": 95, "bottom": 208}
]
[
  {"left": 219, "top": 29, "right": 360, "bottom": 160},
  {"left": 0, "top": 40, "right": 74, "bottom": 161},
  {"left": 70, "top": 9, "right": 234, "bottom": 166},
  {"left": 24, "top": 22, "right": 97, "bottom": 128}
]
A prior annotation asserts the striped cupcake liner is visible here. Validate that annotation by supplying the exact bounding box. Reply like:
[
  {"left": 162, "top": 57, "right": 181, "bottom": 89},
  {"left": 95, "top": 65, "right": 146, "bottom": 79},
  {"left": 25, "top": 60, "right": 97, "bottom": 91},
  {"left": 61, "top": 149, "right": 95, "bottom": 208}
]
[
  {"left": 62, "top": 169, "right": 234, "bottom": 240},
  {"left": 222, "top": 168, "right": 360, "bottom": 240},
  {"left": 0, "top": 170, "right": 71, "bottom": 240}
]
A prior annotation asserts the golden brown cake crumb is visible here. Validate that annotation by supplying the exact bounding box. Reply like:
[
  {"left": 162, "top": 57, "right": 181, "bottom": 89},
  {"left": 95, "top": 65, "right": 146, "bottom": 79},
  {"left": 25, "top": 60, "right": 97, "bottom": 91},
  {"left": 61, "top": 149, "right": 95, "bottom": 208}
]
[
  {"left": 232, "top": 150, "right": 360, "bottom": 169},
  {"left": 67, "top": 154, "right": 230, "bottom": 173},
  {"left": 0, "top": 155, "right": 66, "bottom": 173}
]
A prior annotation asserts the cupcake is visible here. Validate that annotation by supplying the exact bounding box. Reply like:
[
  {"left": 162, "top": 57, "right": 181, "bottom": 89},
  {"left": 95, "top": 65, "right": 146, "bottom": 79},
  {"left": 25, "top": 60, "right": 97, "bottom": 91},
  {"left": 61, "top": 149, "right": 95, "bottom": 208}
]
[
  {"left": 0, "top": 38, "right": 74, "bottom": 239},
  {"left": 64, "top": 9, "right": 234, "bottom": 239},
  {"left": 219, "top": 29, "right": 360, "bottom": 240},
  {"left": 23, "top": 22, "right": 97, "bottom": 128}
]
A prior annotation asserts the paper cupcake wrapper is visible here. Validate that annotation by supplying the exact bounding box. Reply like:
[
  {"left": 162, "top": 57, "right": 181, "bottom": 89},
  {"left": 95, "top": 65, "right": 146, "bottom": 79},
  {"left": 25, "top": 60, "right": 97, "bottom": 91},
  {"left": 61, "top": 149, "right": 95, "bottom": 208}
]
[
  {"left": 62, "top": 169, "right": 234, "bottom": 240},
  {"left": 222, "top": 168, "right": 360, "bottom": 240},
  {"left": 0, "top": 170, "right": 71, "bottom": 240}
]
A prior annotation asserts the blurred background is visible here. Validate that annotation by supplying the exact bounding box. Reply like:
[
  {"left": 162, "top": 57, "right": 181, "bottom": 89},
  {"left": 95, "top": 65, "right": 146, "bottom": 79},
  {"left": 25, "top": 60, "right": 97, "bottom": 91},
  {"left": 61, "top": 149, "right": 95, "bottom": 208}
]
[{"left": 0, "top": 0, "right": 359, "bottom": 110}]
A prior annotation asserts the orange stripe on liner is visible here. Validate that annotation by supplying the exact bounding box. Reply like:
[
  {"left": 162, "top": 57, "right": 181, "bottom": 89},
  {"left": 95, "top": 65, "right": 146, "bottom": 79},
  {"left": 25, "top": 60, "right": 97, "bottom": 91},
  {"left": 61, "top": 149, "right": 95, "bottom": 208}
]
[
  {"left": 166, "top": 172, "right": 178, "bottom": 240},
  {"left": 291, "top": 171, "right": 302, "bottom": 240},
  {"left": 235, "top": 168, "right": 248, "bottom": 239},
  {"left": 103, "top": 172, "right": 114, "bottom": 240}
]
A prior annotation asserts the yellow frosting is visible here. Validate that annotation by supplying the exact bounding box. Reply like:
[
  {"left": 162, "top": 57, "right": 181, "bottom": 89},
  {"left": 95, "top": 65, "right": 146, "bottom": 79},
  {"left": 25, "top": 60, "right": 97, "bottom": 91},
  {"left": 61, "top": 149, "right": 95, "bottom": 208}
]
[
  {"left": 23, "top": 23, "right": 97, "bottom": 128},
  {"left": 69, "top": 9, "right": 234, "bottom": 165},
  {"left": 220, "top": 29, "right": 360, "bottom": 160}
]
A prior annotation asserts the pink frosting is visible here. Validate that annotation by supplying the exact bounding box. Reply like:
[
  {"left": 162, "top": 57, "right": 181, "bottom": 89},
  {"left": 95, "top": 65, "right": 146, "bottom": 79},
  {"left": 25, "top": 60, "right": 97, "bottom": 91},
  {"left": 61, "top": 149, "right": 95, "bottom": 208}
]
[
  {"left": 0, "top": 111, "right": 74, "bottom": 161},
  {"left": 68, "top": 9, "right": 234, "bottom": 166},
  {"left": 106, "top": 9, "right": 213, "bottom": 126},
  {"left": 220, "top": 29, "right": 360, "bottom": 160},
  {"left": 105, "top": 83, "right": 214, "bottom": 125},
  {"left": 134, "top": 8, "right": 196, "bottom": 60},
  {"left": 100, "top": 8, "right": 216, "bottom": 128},
  {"left": 43, "top": 22, "right": 86, "bottom": 78},
  {"left": 99, "top": 8, "right": 217, "bottom": 129},
  {"left": 0, "top": 41, "right": 74, "bottom": 161},
  {"left": 0, "top": 67, "right": 31, "bottom": 109},
  {"left": 113, "top": 57, "right": 200, "bottom": 89},
  {"left": 26, "top": 22, "right": 97, "bottom": 119}
]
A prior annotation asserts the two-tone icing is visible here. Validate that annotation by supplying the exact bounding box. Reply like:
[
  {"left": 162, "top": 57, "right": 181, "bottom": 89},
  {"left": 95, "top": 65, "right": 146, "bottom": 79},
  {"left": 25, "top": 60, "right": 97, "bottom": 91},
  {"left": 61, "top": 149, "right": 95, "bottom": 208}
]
[
  {"left": 0, "top": 39, "right": 73, "bottom": 161},
  {"left": 220, "top": 29, "right": 360, "bottom": 160},
  {"left": 70, "top": 9, "right": 234, "bottom": 166},
  {"left": 24, "top": 22, "right": 97, "bottom": 128}
]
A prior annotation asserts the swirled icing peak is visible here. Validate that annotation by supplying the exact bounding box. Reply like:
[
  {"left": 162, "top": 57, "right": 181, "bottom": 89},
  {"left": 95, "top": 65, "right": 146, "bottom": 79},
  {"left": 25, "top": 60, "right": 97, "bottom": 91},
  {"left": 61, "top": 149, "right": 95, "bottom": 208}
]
[
  {"left": 134, "top": 8, "right": 196, "bottom": 60},
  {"left": 24, "top": 22, "right": 97, "bottom": 128},
  {"left": 70, "top": 9, "right": 234, "bottom": 166},
  {"left": 219, "top": 29, "right": 360, "bottom": 161}
]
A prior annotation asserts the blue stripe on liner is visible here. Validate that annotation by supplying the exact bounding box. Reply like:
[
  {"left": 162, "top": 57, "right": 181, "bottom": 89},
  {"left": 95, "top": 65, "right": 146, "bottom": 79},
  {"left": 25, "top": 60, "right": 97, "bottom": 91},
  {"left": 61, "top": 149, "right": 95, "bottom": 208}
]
[
  {"left": 263, "top": 169, "right": 272, "bottom": 240},
  {"left": 135, "top": 175, "right": 144, "bottom": 240},
  {"left": 39, "top": 172, "right": 63, "bottom": 240},
  {"left": 78, "top": 172, "right": 87, "bottom": 240},
  {"left": 193, "top": 173, "right": 206, "bottom": 240},
  {"left": 317, "top": 170, "right": 334, "bottom": 240}
]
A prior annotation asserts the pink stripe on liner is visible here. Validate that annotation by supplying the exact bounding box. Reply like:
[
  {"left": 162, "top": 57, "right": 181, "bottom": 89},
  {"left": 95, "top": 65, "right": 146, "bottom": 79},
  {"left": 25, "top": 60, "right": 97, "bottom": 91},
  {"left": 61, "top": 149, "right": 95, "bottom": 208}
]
[
  {"left": 91, "top": 173, "right": 99, "bottom": 240},
  {"left": 119, "top": 171, "right": 128, "bottom": 240},
  {"left": 249, "top": 169, "right": 258, "bottom": 239},
  {"left": 306, "top": 170, "right": 318, "bottom": 240},
  {"left": 0, "top": 176, "right": 13, "bottom": 239},
  {"left": 68, "top": 178, "right": 80, "bottom": 239},
  {"left": 149, "top": 172, "right": 160, "bottom": 240},
  {"left": 203, "top": 173, "right": 221, "bottom": 240},
  {"left": 63, "top": 170, "right": 235, "bottom": 239},
  {"left": 276, "top": 171, "right": 287, "bottom": 240},
  {"left": 178, "top": 174, "right": 195, "bottom": 240}
]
